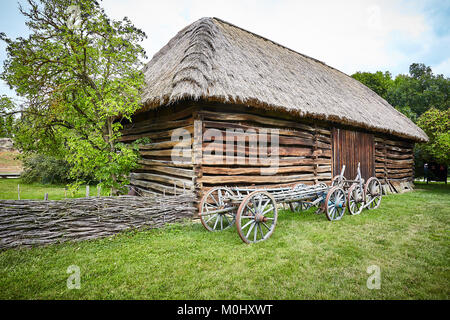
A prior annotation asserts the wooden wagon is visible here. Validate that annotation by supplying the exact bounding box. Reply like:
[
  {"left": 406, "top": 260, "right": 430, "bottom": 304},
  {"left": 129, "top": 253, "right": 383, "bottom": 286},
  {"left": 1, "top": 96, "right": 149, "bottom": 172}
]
[{"left": 199, "top": 164, "right": 382, "bottom": 243}]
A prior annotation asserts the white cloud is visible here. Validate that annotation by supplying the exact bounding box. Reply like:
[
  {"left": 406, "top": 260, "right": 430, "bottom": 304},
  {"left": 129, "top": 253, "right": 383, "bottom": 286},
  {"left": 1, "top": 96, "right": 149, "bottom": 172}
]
[
  {"left": 433, "top": 57, "right": 450, "bottom": 76},
  {"left": 0, "top": 0, "right": 447, "bottom": 100},
  {"left": 101, "top": 0, "right": 445, "bottom": 77}
]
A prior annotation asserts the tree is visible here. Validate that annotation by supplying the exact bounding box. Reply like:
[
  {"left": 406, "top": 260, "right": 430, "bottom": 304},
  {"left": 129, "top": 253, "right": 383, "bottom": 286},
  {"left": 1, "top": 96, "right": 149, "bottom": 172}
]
[
  {"left": 351, "top": 71, "right": 393, "bottom": 100},
  {"left": 416, "top": 108, "right": 450, "bottom": 166},
  {"left": 352, "top": 63, "right": 449, "bottom": 122},
  {"left": 0, "top": 96, "right": 15, "bottom": 138},
  {"left": 0, "top": 0, "right": 147, "bottom": 193},
  {"left": 387, "top": 63, "right": 449, "bottom": 119}
]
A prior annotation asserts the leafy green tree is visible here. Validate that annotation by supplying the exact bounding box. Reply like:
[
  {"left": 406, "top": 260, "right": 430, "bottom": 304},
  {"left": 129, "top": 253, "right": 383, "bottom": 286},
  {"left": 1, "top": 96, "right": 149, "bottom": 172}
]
[
  {"left": 416, "top": 108, "right": 450, "bottom": 166},
  {"left": 0, "top": 0, "right": 147, "bottom": 193},
  {"left": 351, "top": 71, "right": 393, "bottom": 100},
  {"left": 0, "top": 96, "right": 15, "bottom": 138},
  {"left": 352, "top": 64, "right": 449, "bottom": 174},
  {"left": 21, "top": 154, "right": 71, "bottom": 184},
  {"left": 353, "top": 63, "right": 449, "bottom": 122},
  {"left": 387, "top": 63, "right": 449, "bottom": 118}
]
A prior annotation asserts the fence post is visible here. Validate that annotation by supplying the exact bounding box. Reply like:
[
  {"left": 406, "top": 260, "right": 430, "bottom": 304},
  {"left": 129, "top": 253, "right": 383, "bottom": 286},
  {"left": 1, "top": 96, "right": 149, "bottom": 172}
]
[
  {"left": 44, "top": 193, "right": 48, "bottom": 201},
  {"left": 64, "top": 187, "right": 67, "bottom": 199},
  {"left": 86, "top": 185, "right": 90, "bottom": 198},
  {"left": 17, "top": 184, "right": 20, "bottom": 200},
  {"left": 97, "top": 185, "right": 101, "bottom": 197}
]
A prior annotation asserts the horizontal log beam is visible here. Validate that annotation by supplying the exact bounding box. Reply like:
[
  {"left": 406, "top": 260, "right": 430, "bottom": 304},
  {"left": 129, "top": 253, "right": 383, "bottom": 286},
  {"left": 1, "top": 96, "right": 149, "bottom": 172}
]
[
  {"left": 139, "top": 139, "right": 192, "bottom": 151},
  {"left": 137, "top": 165, "right": 195, "bottom": 178},
  {"left": 120, "top": 126, "right": 194, "bottom": 142},
  {"left": 374, "top": 137, "right": 413, "bottom": 148},
  {"left": 130, "top": 172, "right": 193, "bottom": 188},
  {"left": 199, "top": 173, "right": 330, "bottom": 184},
  {"left": 202, "top": 128, "right": 330, "bottom": 148},
  {"left": 202, "top": 143, "right": 331, "bottom": 158},
  {"left": 203, "top": 120, "right": 331, "bottom": 144},
  {"left": 130, "top": 179, "right": 187, "bottom": 195},
  {"left": 137, "top": 159, "right": 193, "bottom": 168},
  {"left": 124, "top": 106, "right": 196, "bottom": 129},
  {"left": 385, "top": 153, "right": 413, "bottom": 160},
  {"left": 202, "top": 155, "right": 331, "bottom": 166},
  {"left": 385, "top": 159, "right": 414, "bottom": 165},
  {"left": 121, "top": 118, "right": 192, "bottom": 136},
  {"left": 199, "top": 110, "right": 319, "bottom": 133},
  {"left": 201, "top": 165, "right": 331, "bottom": 176},
  {"left": 375, "top": 144, "right": 412, "bottom": 153}
]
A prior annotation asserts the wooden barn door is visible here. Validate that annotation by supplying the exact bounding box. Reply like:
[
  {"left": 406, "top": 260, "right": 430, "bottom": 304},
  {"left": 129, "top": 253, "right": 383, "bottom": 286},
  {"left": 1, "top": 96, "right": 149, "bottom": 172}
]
[{"left": 332, "top": 128, "right": 375, "bottom": 181}]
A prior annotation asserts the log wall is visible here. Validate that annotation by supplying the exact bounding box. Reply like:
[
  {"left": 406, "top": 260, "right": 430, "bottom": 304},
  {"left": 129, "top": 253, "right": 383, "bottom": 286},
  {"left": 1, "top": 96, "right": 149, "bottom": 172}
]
[
  {"left": 374, "top": 135, "right": 415, "bottom": 193},
  {"left": 197, "top": 108, "right": 333, "bottom": 199},
  {"left": 122, "top": 101, "right": 416, "bottom": 202},
  {"left": 120, "top": 106, "right": 197, "bottom": 196}
]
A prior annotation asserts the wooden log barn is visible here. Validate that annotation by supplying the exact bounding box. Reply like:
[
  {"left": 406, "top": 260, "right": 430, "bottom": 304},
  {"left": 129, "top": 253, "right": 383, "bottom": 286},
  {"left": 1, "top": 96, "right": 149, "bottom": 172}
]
[{"left": 120, "top": 17, "right": 428, "bottom": 204}]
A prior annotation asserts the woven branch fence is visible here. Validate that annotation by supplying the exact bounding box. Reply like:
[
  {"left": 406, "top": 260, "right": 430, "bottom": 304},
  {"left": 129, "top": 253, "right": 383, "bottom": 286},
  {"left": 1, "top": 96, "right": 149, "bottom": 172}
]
[{"left": 0, "top": 194, "right": 195, "bottom": 249}]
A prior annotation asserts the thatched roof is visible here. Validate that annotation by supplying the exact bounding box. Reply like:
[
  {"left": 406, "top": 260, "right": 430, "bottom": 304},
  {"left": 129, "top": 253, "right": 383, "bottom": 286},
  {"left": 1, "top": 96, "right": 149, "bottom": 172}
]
[{"left": 141, "top": 17, "right": 428, "bottom": 142}]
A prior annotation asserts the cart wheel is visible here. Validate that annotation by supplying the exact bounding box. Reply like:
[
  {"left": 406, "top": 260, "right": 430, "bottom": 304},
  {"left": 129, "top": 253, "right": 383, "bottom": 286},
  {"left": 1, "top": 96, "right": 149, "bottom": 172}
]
[
  {"left": 236, "top": 191, "right": 278, "bottom": 244},
  {"left": 199, "top": 187, "right": 236, "bottom": 232},
  {"left": 325, "top": 186, "right": 346, "bottom": 221},
  {"left": 292, "top": 201, "right": 309, "bottom": 212},
  {"left": 331, "top": 175, "right": 346, "bottom": 188},
  {"left": 318, "top": 182, "right": 328, "bottom": 188},
  {"left": 364, "top": 177, "right": 382, "bottom": 210},
  {"left": 347, "top": 184, "right": 364, "bottom": 215}
]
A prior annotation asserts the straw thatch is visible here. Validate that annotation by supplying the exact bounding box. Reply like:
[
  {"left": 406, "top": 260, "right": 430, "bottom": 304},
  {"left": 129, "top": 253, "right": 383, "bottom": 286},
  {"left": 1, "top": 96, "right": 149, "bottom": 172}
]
[{"left": 141, "top": 17, "right": 428, "bottom": 142}]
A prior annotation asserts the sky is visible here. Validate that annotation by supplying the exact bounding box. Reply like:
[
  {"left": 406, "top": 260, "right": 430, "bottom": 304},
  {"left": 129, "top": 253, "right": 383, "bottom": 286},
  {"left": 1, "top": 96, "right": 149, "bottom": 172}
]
[{"left": 0, "top": 0, "right": 449, "bottom": 99}]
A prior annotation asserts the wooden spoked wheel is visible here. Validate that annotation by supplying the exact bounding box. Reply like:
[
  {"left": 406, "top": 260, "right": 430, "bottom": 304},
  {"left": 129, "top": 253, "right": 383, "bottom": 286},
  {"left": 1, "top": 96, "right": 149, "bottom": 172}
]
[
  {"left": 199, "top": 187, "right": 236, "bottom": 232},
  {"left": 331, "top": 175, "right": 346, "bottom": 188},
  {"left": 318, "top": 182, "right": 328, "bottom": 188},
  {"left": 236, "top": 191, "right": 278, "bottom": 244},
  {"left": 325, "top": 186, "right": 346, "bottom": 221},
  {"left": 292, "top": 201, "right": 309, "bottom": 212},
  {"left": 364, "top": 177, "right": 382, "bottom": 210},
  {"left": 347, "top": 184, "right": 364, "bottom": 215}
]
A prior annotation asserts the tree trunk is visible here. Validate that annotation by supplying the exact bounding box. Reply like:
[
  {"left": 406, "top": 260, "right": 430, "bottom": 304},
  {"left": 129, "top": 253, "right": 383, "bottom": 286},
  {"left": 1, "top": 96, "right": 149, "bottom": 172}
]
[{"left": 106, "top": 117, "right": 119, "bottom": 196}]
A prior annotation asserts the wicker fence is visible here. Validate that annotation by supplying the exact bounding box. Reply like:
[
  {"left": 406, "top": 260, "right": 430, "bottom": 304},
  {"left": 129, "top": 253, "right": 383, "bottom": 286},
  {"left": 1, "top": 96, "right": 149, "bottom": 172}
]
[{"left": 0, "top": 194, "right": 195, "bottom": 249}]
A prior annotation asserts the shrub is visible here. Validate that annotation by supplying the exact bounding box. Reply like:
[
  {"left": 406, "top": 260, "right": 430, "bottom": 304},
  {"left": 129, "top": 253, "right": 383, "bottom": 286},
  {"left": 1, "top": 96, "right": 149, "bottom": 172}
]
[{"left": 21, "top": 154, "right": 71, "bottom": 184}]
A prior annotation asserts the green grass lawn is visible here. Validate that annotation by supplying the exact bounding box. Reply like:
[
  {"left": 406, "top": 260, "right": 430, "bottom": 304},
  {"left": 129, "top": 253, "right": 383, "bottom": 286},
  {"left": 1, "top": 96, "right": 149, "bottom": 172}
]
[
  {"left": 0, "top": 181, "right": 448, "bottom": 299},
  {"left": 0, "top": 178, "right": 110, "bottom": 200}
]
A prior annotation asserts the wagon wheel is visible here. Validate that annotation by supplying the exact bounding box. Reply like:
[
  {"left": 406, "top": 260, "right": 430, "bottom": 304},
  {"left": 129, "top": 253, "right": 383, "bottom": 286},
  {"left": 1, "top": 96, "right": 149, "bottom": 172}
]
[
  {"left": 318, "top": 182, "right": 328, "bottom": 188},
  {"left": 364, "top": 177, "right": 382, "bottom": 210},
  {"left": 325, "top": 186, "right": 346, "bottom": 221},
  {"left": 236, "top": 191, "right": 278, "bottom": 244},
  {"left": 347, "top": 184, "right": 364, "bottom": 215},
  {"left": 295, "top": 201, "right": 309, "bottom": 212},
  {"left": 331, "top": 175, "right": 346, "bottom": 188},
  {"left": 291, "top": 183, "right": 309, "bottom": 212},
  {"left": 199, "top": 187, "right": 236, "bottom": 232}
]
